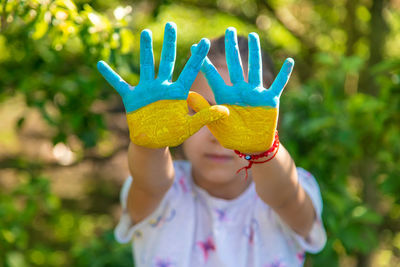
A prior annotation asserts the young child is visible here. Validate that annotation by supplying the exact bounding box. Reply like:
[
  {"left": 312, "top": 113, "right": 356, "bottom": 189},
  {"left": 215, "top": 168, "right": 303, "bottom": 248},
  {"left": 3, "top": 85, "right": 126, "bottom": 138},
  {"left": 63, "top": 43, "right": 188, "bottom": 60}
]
[{"left": 98, "top": 22, "right": 326, "bottom": 267}]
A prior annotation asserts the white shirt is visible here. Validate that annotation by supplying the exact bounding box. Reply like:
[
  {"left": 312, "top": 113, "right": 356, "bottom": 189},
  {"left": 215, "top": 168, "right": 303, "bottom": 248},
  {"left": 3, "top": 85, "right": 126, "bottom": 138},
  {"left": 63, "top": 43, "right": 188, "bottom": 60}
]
[{"left": 115, "top": 160, "right": 326, "bottom": 267}]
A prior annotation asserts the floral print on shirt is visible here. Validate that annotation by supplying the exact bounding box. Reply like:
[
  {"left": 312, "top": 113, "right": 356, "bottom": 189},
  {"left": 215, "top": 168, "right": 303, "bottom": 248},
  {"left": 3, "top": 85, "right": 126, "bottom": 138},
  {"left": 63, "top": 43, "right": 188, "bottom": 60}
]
[
  {"left": 264, "top": 258, "right": 286, "bottom": 267},
  {"left": 197, "top": 236, "right": 216, "bottom": 262},
  {"left": 149, "top": 208, "right": 176, "bottom": 228},
  {"left": 244, "top": 218, "right": 260, "bottom": 245},
  {"left": 153, "top": 257, "right": 174, "bottom": 267}
]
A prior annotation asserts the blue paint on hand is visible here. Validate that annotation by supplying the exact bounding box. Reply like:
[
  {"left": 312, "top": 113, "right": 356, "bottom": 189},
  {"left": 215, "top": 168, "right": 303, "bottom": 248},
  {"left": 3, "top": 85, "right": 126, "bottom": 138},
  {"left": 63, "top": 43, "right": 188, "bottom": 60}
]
[
  {"left": 97, "top": 22, "right": 210, "bottom": 113},
  {"left": 200, "top": 27, "right": 294, "bottom": 108}
]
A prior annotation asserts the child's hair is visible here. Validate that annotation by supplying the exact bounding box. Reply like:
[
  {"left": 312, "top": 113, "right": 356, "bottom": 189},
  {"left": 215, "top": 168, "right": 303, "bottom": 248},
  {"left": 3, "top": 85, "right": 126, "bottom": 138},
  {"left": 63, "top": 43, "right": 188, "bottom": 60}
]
[{"left": 207, "top": 35, "right": 276, "bottom": 87}]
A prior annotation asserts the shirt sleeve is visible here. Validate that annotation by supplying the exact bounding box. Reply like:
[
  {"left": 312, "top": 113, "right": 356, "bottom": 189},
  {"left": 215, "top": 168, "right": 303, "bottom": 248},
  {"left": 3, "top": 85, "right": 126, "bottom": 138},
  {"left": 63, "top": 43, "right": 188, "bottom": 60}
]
[
  {"left": 114, "top": 161, "right": 189, "bottom": 244},
  {"left": 114, "top": 176, "right": 169, "bottom": 244},
  {"left": 289, "top": 167, "right": 327, "bottom": 253}
]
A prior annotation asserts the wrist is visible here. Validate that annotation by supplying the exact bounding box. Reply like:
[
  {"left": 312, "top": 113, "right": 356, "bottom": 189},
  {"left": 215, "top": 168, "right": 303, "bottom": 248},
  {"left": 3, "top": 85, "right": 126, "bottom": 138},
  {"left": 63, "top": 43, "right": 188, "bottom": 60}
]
[
  {"left": 129, "top": 141, "right": 169, "bottom": 155},
  {"left": 234, "top": 131, "right": 279, "bottom": 160},
  {"left": 234, "top": 131, "right": 280, "bottom": 179}
]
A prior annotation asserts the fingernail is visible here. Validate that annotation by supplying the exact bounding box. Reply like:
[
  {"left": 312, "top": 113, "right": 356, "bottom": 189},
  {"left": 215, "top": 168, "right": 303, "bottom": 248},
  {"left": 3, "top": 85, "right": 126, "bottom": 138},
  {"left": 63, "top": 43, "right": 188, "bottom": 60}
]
[
  {"left": 166, "top": 21, "right": 177, "bottom": 30},
  {"left": 248, "top": 32, "right": 259, "bottom": 41},
  {"left": 191, "top": 44, "right": 197, "bottom": 54},
  {"left": 226, "top": 27, "right": 236, "bottom": 34},
  {"left": 97, "top": 60, "right": 108, "bottom": 71},
  {"left": 141, "top": 29, "right": 152, "bottom": 41},
  {"left": 197, "top": 38, "right": 210, "bottom": 54},
  {"left": 284, "top": 58, "right": 295, "bottom": 71}
]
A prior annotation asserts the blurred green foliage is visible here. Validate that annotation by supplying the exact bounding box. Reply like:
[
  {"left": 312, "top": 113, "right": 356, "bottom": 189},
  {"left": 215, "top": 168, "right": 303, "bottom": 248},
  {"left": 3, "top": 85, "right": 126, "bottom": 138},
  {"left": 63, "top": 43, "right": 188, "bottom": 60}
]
[
  {"left": 0, "top": 174, "right": 132, "bottom": 266},
  {"left": 281, "top": 53, "right": 400, "bottom": 266},
  {"left": 0, "top": 0, "right": 399, "bottom": 266}
]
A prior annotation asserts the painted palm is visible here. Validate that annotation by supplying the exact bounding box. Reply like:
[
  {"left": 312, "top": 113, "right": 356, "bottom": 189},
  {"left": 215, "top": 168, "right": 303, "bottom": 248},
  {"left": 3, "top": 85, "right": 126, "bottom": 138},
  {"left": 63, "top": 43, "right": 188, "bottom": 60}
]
[
  {"left": 97, "top": 22, "right": 228, "bottom": 148},
  {"left": 189, "top": 27, "right": 294, "bottom": 153}
]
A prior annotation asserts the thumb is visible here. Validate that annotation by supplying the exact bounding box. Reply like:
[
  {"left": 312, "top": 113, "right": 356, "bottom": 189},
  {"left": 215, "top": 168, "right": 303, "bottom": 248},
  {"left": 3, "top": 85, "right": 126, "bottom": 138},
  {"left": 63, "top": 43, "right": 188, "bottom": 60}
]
[
  {"left": 187, "top": 91, "right": 210, "bottom": 112},
  {"left": 188, "top": 105, "right": 229, "bottom": 135}
]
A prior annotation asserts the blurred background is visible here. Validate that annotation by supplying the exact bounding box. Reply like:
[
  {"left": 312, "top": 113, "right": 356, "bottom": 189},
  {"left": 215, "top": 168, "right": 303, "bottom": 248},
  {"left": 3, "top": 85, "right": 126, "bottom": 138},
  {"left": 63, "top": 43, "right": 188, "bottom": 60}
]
[{"left": 0, "top": 0, "right": 399, "bottom": 266}]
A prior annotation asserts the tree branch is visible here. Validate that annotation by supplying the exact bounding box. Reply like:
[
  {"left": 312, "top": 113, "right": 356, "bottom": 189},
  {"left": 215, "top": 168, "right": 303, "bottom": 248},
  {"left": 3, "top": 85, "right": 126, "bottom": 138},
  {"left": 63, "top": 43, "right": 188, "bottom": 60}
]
[
  {"left": 260, "top": 1, "right": 317, "bottom": 51},
  {"left": 173, "top": 0, "right": 316, "bottom": 52}
]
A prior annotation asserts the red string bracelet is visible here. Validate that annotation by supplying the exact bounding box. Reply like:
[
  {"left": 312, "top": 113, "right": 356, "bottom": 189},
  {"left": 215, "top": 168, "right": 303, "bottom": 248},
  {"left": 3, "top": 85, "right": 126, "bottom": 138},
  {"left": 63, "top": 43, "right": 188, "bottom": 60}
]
[{"left": 234, "top": 131, "right": 280, "bottom": 180}]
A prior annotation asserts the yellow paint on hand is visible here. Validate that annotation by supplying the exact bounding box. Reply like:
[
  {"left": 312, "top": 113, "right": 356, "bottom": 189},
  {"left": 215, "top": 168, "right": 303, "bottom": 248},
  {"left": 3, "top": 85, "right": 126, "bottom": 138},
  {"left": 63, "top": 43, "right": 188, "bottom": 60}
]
[
  {"left": 126, "top": 99, "right": 228, "bottom": 148},
  {"left": 188, "top": 91, "right": 278, "bottom": 153},
  {"left": 208, "top": 105, "right": 278, "bottom": 153}
]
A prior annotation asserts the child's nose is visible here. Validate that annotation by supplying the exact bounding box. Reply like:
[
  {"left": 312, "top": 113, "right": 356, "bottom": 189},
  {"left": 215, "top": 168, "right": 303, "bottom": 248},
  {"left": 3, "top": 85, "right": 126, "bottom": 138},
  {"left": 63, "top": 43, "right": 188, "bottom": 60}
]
[{"left": 204, "top": 126, "right": 219, "bottom": 144}]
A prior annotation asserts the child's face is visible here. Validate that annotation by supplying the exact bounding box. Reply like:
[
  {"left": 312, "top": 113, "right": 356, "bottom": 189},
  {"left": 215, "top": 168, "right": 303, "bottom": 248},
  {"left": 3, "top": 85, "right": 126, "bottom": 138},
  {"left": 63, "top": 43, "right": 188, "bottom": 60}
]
[{"left": 183, "top": 65, "right": 251, "bottom": 196}]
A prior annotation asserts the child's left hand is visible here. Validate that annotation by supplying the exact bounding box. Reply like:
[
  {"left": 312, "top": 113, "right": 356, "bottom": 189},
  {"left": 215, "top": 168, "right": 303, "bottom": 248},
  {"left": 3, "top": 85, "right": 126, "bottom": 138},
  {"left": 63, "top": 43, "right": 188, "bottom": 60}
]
[{"left": 188, "top": 27, "right": 294, "bottom": 154}]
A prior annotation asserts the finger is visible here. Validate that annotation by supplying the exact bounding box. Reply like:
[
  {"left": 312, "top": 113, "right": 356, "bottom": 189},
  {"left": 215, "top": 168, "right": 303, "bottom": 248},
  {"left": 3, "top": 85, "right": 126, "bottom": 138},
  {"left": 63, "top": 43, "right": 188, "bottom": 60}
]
[
  {"left": 97, "top": 60, "right": 130, "bottom": 96},
  {"left": 269, "top": 58, "right": 294, "bottom": 97},
  {"left": 187, "top": 91, "right": 210, "bottom": 112},
  {"left": 225, "top": 27, "right": 244, "bottom": 84},
  {"left": 158, "top": 22, "right": 177, "bottom": 81},
  {"left": 248, "top": 32, "right": 262, "bottom": 86},
  {"left": 200, "top": 56, "right": 227, "bottom": 96},
  {"left": 177, "top": 38, "right": 210, "bottom": 90},
  {"left": 188, "top": 105, "right": 229, "bottom": 135},
  {"left": 140, "top": 29, "right": 155, "bottom": 82}
]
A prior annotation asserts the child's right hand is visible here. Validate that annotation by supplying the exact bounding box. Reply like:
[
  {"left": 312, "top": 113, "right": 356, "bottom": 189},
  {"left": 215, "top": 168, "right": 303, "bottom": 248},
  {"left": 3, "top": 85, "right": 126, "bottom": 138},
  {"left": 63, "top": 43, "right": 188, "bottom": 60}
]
[{"left": 97, "top": 22, "right": 229, "bottom": 148}]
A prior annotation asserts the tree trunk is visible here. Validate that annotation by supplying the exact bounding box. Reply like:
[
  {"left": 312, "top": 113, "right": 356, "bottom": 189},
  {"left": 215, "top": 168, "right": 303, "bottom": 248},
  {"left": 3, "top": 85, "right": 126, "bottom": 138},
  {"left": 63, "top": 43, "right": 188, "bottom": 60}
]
[
  {"left": 345, "top": 0, "right": 359, "bottom": 56},
  {"left": 356, "top": 2, "right": 389, "bottom": 265},
  {"left": 359, "top": 0, "right": 389, "bottom": 95},
  {"left": 355, "top": 157, "right": 379, "bottom": 267}
]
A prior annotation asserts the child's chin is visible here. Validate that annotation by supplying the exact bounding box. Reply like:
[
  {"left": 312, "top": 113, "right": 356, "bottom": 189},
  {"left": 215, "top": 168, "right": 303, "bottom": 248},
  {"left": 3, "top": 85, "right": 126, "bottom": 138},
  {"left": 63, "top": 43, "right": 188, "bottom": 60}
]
[{"left": 203, "top": 170, "right": 238, "bottom": 184}]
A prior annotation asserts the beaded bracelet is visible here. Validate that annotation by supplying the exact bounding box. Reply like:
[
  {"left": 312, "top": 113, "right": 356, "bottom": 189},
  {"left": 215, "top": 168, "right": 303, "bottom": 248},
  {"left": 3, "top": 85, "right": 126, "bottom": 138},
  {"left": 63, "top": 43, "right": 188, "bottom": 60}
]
[{"left": 234, "top": 131, "right": 280, "bottom": 180}]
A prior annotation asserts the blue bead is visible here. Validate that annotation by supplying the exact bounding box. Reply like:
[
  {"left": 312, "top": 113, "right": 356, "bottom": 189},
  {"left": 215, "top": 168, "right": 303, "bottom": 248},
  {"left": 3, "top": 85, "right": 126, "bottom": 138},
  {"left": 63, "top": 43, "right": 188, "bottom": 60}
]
[{"left": 245, "top": 155, "right": 251, "bottom": 160}]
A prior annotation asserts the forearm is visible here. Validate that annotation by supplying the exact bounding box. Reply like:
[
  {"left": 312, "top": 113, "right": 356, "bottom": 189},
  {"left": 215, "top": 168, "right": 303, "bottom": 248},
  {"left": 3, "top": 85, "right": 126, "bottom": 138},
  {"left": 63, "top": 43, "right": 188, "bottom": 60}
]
[
  {"left": 252, "top": 144, "right": 315, "bottom": 238},
  {"left": 127, "top": 142, "right": 175, "bottom": 223},
  {"left": 128, "top": 142, "right": 175, "bottom": 191}
]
